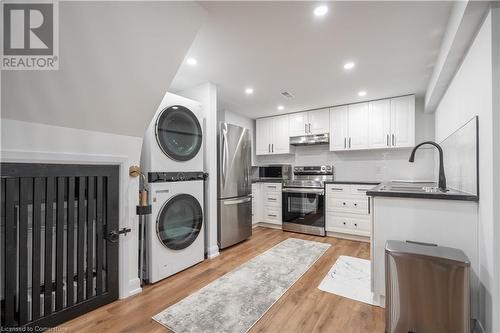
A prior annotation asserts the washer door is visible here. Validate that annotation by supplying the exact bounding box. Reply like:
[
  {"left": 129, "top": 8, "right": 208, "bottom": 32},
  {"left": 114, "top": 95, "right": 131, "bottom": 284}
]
[
  {"left": 156, "top": 194, "right": 203, "bottom": 250},
  {"left": 155, "top": 105, "right": 202, "bottom": 161}
]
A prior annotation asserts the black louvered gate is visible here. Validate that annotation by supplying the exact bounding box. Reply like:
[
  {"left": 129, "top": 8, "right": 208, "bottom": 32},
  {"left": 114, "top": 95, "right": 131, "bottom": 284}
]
[{"left": 1, "top": 163, "right": 120, "bottom": 329}]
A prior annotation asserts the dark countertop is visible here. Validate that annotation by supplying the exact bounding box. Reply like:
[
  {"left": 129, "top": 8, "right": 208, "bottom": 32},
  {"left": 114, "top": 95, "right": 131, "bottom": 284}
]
[
  {"left": 325, "top": 180, "right": 380, "bottom": 185},
  {"left": 251, "top": 179, "right": 283, "bottom": 184},
  {"left": 366, "top": 182, "right": 479, "bottom": 202}
]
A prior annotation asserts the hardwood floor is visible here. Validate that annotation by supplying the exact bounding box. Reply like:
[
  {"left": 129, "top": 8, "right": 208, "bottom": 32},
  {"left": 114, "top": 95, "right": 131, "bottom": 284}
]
[{"left": 59, "top": 227, "right": 385, "bottom": 332}]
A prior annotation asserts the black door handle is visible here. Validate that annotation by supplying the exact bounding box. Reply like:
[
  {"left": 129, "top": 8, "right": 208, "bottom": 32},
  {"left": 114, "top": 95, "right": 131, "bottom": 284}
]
[{"left": 106, "top": 227, "right": 131, "bottom": 243}]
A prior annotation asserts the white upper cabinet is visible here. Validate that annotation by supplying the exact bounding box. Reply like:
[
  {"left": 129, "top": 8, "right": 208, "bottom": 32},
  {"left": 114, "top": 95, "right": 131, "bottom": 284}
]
[
  {"left": 257, "top": 95, "right": 415, "bottom": 155},
  {"left": 308, "top": 109, "right": 330, "bottom": 135},
  {"left": 288, "top": 112, "right": 309, "bottom": 137},
  {"left": 273, "top": 115, "right": 291, "bottom": 154},
  {"left": 330, "top": 95, "right": 415, "bottom": 152},
  {"left": 390, "top": 95, "right": 415, "bottom": 148},
  {"left": 288, "top": 108, "right": 329, "bottom": 137},
  {"left": 368, "top": 99, "right": 391, "bottom": 148},
  {"left": 256, "top": 115, "right": 291, "bottom": 155},
  {"left": 256, "top": 117, "right": 272, "bottom": 155},
  {"left": 329, "top": 106, "right": 349, "bottom": 151},
  {"left": 347, "top": 103, "right": 369, "bottom": 149}
]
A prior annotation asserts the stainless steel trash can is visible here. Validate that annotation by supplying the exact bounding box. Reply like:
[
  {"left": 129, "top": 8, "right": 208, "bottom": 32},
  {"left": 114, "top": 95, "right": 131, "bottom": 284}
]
[{"left": 385, "top": 240, "right": 470, "bottom": 333}]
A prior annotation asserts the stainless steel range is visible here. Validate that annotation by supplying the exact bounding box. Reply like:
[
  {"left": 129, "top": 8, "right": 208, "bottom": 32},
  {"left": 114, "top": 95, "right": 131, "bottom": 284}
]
[{"left": 282, "top": 165, "right": 334, "bottom": 236}]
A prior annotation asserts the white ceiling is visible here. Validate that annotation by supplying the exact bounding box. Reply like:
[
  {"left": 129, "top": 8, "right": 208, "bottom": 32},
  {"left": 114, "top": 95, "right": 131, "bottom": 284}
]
[
  {"left": 2, "top": 2, "right": 205, "bottom": 137},
  {"left": 170, "top": 1, "right": 452, "bottom": 119}
]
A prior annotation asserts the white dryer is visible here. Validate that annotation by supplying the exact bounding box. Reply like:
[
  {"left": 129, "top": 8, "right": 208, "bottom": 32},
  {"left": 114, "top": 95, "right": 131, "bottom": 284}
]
[
  {"left": 141, "top": 92, "right": 204, "bottom": 173},
  {"left": 147, "top": 172, "right": 205, "bottom": 283}
]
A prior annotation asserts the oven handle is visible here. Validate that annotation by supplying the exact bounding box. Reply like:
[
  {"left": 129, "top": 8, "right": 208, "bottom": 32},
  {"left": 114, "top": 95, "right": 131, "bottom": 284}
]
[{"left": 282, "top": 188, "right": 325, "bottom": 195}]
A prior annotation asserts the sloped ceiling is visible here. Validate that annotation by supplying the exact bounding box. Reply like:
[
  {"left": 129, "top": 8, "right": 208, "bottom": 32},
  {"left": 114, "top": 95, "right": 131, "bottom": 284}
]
[{"left": 1, "top": 1, "right": 206, "bottom": 137}]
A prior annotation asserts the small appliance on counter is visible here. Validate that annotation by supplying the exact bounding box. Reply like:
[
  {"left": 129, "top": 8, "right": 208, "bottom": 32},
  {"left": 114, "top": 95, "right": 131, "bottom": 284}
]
[
  {"left": 258, "top": 164, "right": 292, "bottom": 181},
  {"left": 282, "top": 165, "right": 334, "bottom": 236},
  {"left": 217, "top": 122, "right": 253, "bottom": 249}
]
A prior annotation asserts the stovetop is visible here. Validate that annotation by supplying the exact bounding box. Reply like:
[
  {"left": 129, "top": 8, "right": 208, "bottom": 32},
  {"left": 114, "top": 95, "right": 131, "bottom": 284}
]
[
  {"left": 283, "top": 165, "right": 334, "bottom": 189},
  {"left": 283, "top": 180, "right": 325, "bottom": 189}
]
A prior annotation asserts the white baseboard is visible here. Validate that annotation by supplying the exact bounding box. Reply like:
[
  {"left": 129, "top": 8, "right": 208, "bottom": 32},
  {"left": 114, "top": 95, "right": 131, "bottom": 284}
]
[
  {"left": 123, "top": 278, "right": 142, "bottom": 299},
  {"left": 326, "top": 231, "right": 370, "bottom": 243},
  {"left": 206, "top": 245, "right": 220, "bottom": 259}
]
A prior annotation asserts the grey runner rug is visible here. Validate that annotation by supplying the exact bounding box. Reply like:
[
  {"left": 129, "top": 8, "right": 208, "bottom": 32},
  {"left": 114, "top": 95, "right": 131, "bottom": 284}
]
[{"left": 153, "top": 238, "right": 330, "bottom": 333}]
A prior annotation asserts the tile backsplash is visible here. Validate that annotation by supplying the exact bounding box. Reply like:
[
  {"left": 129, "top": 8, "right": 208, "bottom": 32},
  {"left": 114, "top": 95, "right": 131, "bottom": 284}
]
[
  {"left": 255, "top": 144, "right": 436, "bottom": 182},
  {"left": 440, "top": 116, "right": 478, "bottom": 195}
]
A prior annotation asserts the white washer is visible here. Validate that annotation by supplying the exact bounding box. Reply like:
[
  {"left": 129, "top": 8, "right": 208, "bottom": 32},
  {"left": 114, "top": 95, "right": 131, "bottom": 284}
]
[
  {"left": 141, "top": 92, "right": 204, "bottom": 173},
  {"left": 147, "top": 176, "right": 205, "bottom": 283}
]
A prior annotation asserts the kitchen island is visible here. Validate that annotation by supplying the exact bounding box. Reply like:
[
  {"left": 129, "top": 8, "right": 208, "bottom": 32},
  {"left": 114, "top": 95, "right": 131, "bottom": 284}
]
[{"left": 367, "top": 182, "right": 479, "bottom": 315}]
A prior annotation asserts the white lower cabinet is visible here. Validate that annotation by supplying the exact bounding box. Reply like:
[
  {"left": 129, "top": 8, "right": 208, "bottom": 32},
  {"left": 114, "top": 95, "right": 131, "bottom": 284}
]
[
  {"left": 251, "top": 183, "right": 262, "bottom": 224},
  {"left": 252, "top": 182, "right": 282, "bottom": 226},
  {"left": 325, "top": 183, "right": 375, "bottom": 238},
  {"left": 262, "top": 183, "right": 282, "bottom": 225}
]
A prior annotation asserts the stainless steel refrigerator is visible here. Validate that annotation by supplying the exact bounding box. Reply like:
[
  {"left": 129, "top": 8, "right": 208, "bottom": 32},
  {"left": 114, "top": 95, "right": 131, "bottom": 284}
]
[{"left": 217, "top": 122, "right": 252, "bottom": 249}]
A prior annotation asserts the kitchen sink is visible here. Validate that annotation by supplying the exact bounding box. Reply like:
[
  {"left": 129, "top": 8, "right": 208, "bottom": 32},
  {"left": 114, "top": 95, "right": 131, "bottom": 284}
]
[{"left": 379, "top": 184, "right": 445, "bottom": 193}]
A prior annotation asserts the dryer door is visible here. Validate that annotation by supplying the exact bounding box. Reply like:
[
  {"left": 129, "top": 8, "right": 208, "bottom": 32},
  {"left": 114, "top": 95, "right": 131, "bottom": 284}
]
[
  {"left": 155, "top": 105, "right": 203, "bottom": 161},
  {"left": 156, "top": 194, "right": 203, "bottom": 250}
]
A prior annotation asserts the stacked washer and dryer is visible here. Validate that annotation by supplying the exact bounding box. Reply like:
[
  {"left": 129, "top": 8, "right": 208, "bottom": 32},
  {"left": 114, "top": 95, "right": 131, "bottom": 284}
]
[{"left": 141, "top": 92, "right": 206, "bottom": 283}]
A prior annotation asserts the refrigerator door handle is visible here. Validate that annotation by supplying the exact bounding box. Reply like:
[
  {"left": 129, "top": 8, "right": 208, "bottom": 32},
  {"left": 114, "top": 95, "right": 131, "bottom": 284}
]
[
  {"left": 223, "top": 196, "right": 252, "bottom": 205},
  {"left": 221, "top": 126, "right": 229, "bottom": 186}
]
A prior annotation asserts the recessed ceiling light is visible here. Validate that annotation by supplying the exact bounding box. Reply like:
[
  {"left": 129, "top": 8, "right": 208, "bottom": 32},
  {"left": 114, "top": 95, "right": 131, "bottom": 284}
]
[
  {"left": 314, "top": 5, "right": 328, "bottom": 17},
  {"left": 245, "top": 87, "right": 254, "bottom": 95},
  {"left": 358, "top": 91, "right": 367, "bottom": 97},
  {"left": 186, "top": 57, "right": 197, "bottom": 66},
  {"left": 344, "top": 62, "right": 355, "bottom": 70},
  {"left": 277, "top": 105, "right": 284, "bottom": 111}
]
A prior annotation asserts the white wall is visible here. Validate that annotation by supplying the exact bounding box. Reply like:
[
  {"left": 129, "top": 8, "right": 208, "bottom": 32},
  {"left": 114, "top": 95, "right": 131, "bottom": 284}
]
[
  {"left": 255, "top": 97, "right": 436, "bottom": 182},
  {"left": 0, "top": 119, "right": 143, "bottom": 299},
  {"left": 434, "top": 10, "right": 498, "bottom": 332},
  {"left": 1, "top": 1, "right": 205, "bottom": 137},
  {"left": 179, "top": 83, "right": 219, "bottom": 259}
]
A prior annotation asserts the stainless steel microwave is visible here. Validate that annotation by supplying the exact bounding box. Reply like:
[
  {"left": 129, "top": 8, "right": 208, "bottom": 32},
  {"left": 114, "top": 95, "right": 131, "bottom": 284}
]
[{"left": 258, "top": 165, "right": 292, "bottom": 180}]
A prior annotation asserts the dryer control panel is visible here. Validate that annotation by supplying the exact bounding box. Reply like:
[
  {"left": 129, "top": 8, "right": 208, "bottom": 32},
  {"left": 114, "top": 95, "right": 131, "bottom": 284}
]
[{"left": 148, "top": 171, "right": 207, "bottom": 183}]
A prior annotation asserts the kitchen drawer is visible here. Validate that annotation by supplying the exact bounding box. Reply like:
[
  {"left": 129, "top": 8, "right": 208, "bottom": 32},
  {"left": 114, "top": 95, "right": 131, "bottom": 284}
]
[
  {"left": 263, "top": 192, "right": 281, "bottom": 207},
  {"left": 350, "top": 184, "right": 377, "bottom": 194},
  {"left": 263, "top": 206, "right": 281, "bottom": 224},
  {"left": 326, "top": 184, "right": 350, "bottom": 194},
  {"left": 262, "top": 183, "right": 281, "bottom": 192},
  {"left": 326, "top": 214, "right": 370, "bottom": 233},
  {"left": 327, "top": 196, "right": 369, "bottom": 215}
]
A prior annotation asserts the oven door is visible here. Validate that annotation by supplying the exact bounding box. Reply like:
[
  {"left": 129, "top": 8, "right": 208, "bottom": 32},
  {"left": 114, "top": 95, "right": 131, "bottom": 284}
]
[{"left": 282, "top": 188, "right": 325, "bottom": 236}]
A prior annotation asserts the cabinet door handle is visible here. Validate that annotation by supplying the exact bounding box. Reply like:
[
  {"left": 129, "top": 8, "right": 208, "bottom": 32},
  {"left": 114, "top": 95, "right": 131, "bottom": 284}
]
[
  {"left": 343, "top": 222, "right": 347, "bottom": 226},
  {"left": 354, "top": 203, "right": 358, "bottom": 207},
  {"left": 349, "top": 137, "right": 351, "bottom": 148},
  {"left": 392, "top": 134, "right": 395, "bottom": 146},
  {"left": 330, "top": 187, "right": 343, "bottom": 191},
  {"left": 308, "top": 123, "right": 312, "bottom": 133},
  {"left": 268, "top": 198, "right": 277, "bottom": 201},
  {"left": 268, "top": 214, "right": 277, "bottom": 217},
  {"left": 305, "top": 123, "right": 308, "bottom": 134},
  {"left": 387, "top": 134, "right": 389, "bottom": 146},
  {"left": 268, "top": 144, "right": 271, "bottom": 153},
  {"left": 272, "top": 144, "right": 274, "bottom": 152},
  {"left": 342, "top": 202, "right": 346, "bottom": 206},
  {"left": 344, "top": 137, "right": 346, "bottom": 149},
  {"left": 354, "top": 223, "right": 358, "bottom": 227}
]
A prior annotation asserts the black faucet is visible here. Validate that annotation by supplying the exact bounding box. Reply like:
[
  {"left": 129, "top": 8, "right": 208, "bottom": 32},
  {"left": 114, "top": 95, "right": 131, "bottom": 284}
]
[{"left": 408, "top": 141, "right": 447, "bottom": 191}]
